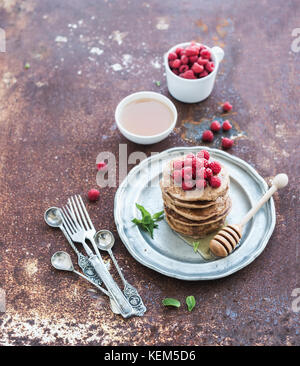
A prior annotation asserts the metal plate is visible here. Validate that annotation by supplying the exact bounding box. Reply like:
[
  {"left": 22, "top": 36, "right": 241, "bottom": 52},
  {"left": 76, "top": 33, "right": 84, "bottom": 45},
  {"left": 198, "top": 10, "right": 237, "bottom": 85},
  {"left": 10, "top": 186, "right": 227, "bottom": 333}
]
[{"left": 114, "top": 147, "right": 276, "bottom": 280}]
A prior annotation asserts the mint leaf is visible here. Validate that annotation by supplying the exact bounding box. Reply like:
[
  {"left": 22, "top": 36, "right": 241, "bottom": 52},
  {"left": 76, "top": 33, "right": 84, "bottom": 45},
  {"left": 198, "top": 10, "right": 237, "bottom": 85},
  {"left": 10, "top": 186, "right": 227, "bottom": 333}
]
[
  {"left": 162, "top": 298, "right": 181, "bottom": 308},
  {"left": 186, "top": 296, "right": 196, "bottom": 312},
  {"left": 193, "top": 241, "right": 200, "bottom": 253},
  {"left": 132, "top": 204, "right": 164, "bottom": 238},
  {"left": 152, "top": 210, "right": 164, "bottom": 221}
]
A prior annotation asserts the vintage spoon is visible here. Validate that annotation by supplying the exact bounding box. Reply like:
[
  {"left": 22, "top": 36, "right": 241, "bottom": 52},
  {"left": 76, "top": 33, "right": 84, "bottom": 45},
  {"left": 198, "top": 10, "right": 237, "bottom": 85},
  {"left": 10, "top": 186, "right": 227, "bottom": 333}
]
[
  {"left": 44, "top": 207, "right": 102, "bottom": 286},
  {"left": 51, "top": 251, "right": 120, "bottom": 314},
  {"left": 51, "top": 251, "right": 109, "bottom": 296},
  {"left": 94, "top": 230, "right": 146, "bottom": 316},
  {"left": 209, "top": 173, "right": 288, "bottom": 257}
]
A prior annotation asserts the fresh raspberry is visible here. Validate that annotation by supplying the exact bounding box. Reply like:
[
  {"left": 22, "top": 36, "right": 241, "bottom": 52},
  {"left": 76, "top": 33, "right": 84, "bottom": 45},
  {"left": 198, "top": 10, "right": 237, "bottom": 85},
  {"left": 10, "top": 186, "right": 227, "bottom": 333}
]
[
  {"left": 196, "top": 167, "right": 207, "bottom": 180},
  {"left": 172, "top": 59, "right": 181, "bottom": 68},
  {"left": 209, "top": 176, "right": 221, "bottom": 188},
  {"left": 196, "top": 179, "right": 207, "bottom": 190},
  {"left": 209, "top": 161, "right": 222, "bottom": 175},
  {"left": 179, "top": 64, "right": 189, "bottom": 73},
  {"left": 186, "top": 153, "right": 195, "bottom": 159},
  {"left": 200, "top": 48, "right": 211, "bottom": 59},
  {"left": 172, "top": 170, "right": 182, "bottom": 184},
  {"left": 173, "top": 160, "right": 183, "bottom": 170},
  {"left": 197, "top": 57, "right": 209, "bottom": 66},
  {"left": 189, "top": 55, "right": 199, "bottom": 64},
  {"left": 205, "top": 168, "right": 213, "bottom": 179},
  {"left": 182, "top": 180, "right": 195, "bottom": 191},
  {"left": 175, "top": 47, "right": 184, "bottom": 56},
  {"left": 88, "top": 189, "right": 100, "bottom": 202},
  {"left": 202, "top": 130, "right": 214, "bottom": 142},
  {"left": 195, "top": 158, "right": 209, "bottom": 169},
  {"left": 222, "top": 101, "right": 232, "bottom": 112},
  {"left": 172, "top": 68, "right": 179, "bottom": 75},
  {"left": 182, "top": 70, "right": 196, "bottom": 79},
  {"left": 183, "top": 158, "right": 193, "bottom": 167},
  {"left": 181, "top": 55, "right": 189, "bottom": 65},
  {"left": 191, "top": 62, "right": 204, "bottom": 74},
  {"left": 205, "top": 62, "right": 215, "bottom": 72},
  {"left": 222, "top": 120, "right": 232, "bottom": 131},
  {"left": 222, "top": 137, "right": 234, "bottom": 149},
  {"left": 169, "top": 60, "right": 174, "bottom": 68},
  {"left": 199, "top": 70, "right": 208, "bottom": 78},
  {"left": 210, "top": 120, "right": 221, "bottom": 132},
  {"left": 185, "top": 46, "right": 198, "bottom": 56},
  {"left": 97, "top": 162, "right": 107, "bottom": 171},
  {"left": 168, "top": 52, "right": 177, "bottom": 61},
  {"left": 196, "top": 150, "right": 210, "bottom": 160},
  {"left": 182, "top": 166, "right": 193, "bottom": 181}
]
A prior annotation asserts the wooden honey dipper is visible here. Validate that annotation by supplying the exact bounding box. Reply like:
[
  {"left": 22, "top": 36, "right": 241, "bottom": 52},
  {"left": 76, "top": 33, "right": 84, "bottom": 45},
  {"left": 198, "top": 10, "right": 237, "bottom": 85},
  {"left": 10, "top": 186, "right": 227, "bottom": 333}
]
[{"left": 209, "top": 173, "right": 288, "bottom": 257}]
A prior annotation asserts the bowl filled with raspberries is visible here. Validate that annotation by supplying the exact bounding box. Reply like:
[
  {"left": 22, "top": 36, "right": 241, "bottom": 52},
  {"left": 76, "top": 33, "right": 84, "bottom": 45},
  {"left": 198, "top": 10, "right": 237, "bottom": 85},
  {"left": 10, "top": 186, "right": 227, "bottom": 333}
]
[{"left": 164, "top": 42, "right": 224, "bottom": 103}]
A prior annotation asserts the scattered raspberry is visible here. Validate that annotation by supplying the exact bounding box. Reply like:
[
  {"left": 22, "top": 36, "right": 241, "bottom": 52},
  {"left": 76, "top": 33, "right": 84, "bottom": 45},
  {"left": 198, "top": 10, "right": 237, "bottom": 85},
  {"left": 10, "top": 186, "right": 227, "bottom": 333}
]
[
  {"left": 88, "top": 189, "right": 100, "bottom": 202},
  {"left": 202, "top": 130, "right": 214, "bottom": 142},
  {"left": 182, "top": 166, "right": 193, "bottom": 181},
  {"left": 222, "top": 120, "right": 232, "bottom": 131},
  {"left": 209, "top": 161, "right": 222, "bottom": 175},
  {"left": 222, "top": 137, "right": 234, "bottom": 149},
  {"left": 205, "top": 168, "right": 213, "bottom": 179},
  {"left": 168, "top": 52, "right": 177, "bottom": 61},
  {"left": 97, "top": 162, "right": 107, "bottom": 171},
  {"left": 209, "top": 176, "right": 221, "bottom": 188},
  {"left": 172, "top": 170, "right": 182, "bottom": 184},
  {"left": 210, "top": 120, "right": 221, "bottom": 132},
  {"left": 182, "top": 180, "right": 195, "bottom": 191},
  {"left": 173, "top": 160, "right": 183, "bottom": 170},
  {"left": 196, "top": 150, "right": 210, "bottom": 160},
  {"left": 222, "top": 101, "right": 232, "bottom": 112},
  {"left": 196, "top": 179, "right": 207, "bottom": 189}
]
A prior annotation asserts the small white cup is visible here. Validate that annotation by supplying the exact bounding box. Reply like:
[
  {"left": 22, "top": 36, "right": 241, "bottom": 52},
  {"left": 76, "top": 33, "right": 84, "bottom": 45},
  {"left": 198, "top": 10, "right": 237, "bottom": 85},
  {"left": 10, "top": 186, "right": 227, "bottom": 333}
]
[
  {"left": 115, "top": 91, "right": 178, "bottom": 145},
  {"left": 164, "top": 42, "right": 224, "bottom": 103}
]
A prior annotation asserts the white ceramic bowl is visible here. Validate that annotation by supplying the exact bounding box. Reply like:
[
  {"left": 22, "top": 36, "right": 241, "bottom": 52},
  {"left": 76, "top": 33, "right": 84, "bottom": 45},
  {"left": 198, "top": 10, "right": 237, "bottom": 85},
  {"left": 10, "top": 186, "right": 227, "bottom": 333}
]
[
  {"left": 115, "top": 91, "right": 178, "bottom": 145},
  {"left": 164, "top": 42, "right": 225, "bottom": 103}
]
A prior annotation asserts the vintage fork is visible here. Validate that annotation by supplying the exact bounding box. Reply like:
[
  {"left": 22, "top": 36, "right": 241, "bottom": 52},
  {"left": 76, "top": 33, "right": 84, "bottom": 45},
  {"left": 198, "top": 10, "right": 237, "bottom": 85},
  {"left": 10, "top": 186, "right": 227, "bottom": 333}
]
[{"left": 60, "top": 197, "right": 135, "bottom": 318}]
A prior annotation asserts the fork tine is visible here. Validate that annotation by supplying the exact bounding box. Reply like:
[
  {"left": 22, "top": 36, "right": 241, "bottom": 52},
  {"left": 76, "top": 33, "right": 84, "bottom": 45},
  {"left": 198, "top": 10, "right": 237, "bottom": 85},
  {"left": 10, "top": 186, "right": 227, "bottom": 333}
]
[
  {"left": 74, "top": 195, "right": 90, "bottom": 230},
  {"left": 65, "top": 201, "right": 80, "bottom": 230},
  {"left": 70, "top": 196, "right": 86, "bottom": 230},
  {"left": 60, "top": 208, "right": 74, "bottom": 236},
  {"left": 62, "top": 206, "right": 77, "bottom": 232},
  {"left": 77, "top": 195, "right": 95, "bottom": 230}
]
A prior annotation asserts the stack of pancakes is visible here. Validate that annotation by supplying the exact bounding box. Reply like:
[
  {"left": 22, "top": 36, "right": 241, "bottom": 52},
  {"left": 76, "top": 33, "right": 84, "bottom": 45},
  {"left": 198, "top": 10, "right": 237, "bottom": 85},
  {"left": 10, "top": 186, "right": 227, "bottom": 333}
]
[{"left": 160, "top": 157, "right": 232, "bottom": 238}]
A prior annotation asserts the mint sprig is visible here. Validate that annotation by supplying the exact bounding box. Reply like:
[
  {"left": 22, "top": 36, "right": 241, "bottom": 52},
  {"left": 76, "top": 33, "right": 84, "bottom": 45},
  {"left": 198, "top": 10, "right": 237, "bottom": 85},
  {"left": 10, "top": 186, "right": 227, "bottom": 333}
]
[
  {"left": 162, "top": 298, "right": 181, "bottom": 308},
  {"left": 132, "top": 203, "right": 164, "bottom": 238},
  {"left": 186, "top": 296, "right": 196, "bottom": 312}
]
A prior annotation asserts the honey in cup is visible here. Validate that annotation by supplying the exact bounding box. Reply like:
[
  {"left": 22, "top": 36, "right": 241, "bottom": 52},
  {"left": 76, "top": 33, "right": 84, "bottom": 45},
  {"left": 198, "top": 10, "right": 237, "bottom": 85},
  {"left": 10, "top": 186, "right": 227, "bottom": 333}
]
[{"left": 120, "top": 98, "right": 174, "bottom": 136}]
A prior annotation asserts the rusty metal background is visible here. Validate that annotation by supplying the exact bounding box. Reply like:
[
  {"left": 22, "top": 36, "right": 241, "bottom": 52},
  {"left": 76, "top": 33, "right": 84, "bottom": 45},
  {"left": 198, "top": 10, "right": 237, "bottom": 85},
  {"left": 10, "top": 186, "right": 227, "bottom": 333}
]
[{"left": 0, "top": 0, "right": 299, "bottom": 345}]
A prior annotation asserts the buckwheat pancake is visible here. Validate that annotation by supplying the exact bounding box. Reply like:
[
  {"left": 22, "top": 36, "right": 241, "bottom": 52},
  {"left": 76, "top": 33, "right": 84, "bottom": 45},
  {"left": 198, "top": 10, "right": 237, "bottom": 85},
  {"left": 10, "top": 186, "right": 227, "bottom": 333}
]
[
  {"left": 161, "top": 160, "right": 230, "bottom": 202},
  {"left": 161, "top": 186, "right": 229, "bottom": 209},
  {"left": 165, "top": 214, "right": 227, "bottom": 238},
  {"left": 164, "top": 198, "right": 232, "bottom": 227},
  {"left": 164, "top": 194, "right": 231, "bottom": 221}
]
